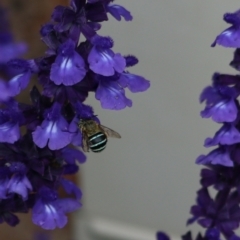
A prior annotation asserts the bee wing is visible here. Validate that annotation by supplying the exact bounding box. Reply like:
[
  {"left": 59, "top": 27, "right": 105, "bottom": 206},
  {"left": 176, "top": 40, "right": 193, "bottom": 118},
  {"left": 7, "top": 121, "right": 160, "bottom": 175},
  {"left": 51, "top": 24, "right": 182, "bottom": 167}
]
[
  {"left": 100, "top": 125, "right": 121, "bottom": 138},
  {"left": 82, "top": 132, "right": 90, "bottom": 152}
]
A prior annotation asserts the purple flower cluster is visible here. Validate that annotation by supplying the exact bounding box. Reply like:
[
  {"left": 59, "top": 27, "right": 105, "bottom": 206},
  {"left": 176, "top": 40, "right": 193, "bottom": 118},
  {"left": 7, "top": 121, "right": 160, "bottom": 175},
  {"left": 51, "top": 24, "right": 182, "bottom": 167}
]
[
  {"left": 0, "top": 0, "right": 149, "bottom": 230},
  {"left": 156, "top": 8, "right": 240, "bottom": 240}
]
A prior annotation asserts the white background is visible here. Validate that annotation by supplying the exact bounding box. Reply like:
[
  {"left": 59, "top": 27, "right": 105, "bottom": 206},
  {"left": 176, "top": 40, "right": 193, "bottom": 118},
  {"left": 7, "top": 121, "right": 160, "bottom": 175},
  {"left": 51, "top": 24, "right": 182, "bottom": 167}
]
[{"left": 79, "top": 0, "right": 240, "bottom": 237}]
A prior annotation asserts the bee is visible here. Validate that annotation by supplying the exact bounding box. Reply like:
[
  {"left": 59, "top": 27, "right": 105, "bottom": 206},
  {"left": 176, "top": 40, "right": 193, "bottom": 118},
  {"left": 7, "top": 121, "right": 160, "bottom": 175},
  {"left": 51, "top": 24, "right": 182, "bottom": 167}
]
[{"left": 78, "top": 119, "right": 121, "bottom": 152}]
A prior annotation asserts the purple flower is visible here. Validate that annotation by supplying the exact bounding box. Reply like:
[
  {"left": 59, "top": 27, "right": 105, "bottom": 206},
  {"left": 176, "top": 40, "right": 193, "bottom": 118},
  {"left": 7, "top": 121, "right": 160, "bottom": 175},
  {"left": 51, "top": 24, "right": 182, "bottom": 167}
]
[
  {"left": 0, "top": 79, "right": 11, "bottom": 102},
  {"left": 7, "top": 163, "right": 32, "bottom": 200},
  {"left": 0, "top": 103, "right": 23, "bottom": 144},
  {"left": 50, "top": 39, "right": 86, "bottom": 86},
  {"left": 40, "top": 24, "right": 62, "bottom": 52},
  {"left": 51, "top": 0, "right": 104, "bottom": 42},
  {"left": 32, "top": 103, "right": 72, "bottom": 150},
  {"left": 40, "top": 77, "right": 90, "bottom": 104},
  {"left": 0, "top": 208, "right": 19, "bottom": 226},
  {"left": 94, "top": 71, "right": 150, "bottom": 110},
  {"left": 156, "top": 232, "right": 170, "bottom": 240},
  {"left": 196, "top": 146, "right": 234, "bottom": 167},
  {"left": 200, "top": 166, "right": 240, "bottom": 190},
  {"left": 125, "top": 55, "right": 139, "bottom": 67},
  {"left": 188, "top": 189, "right": 240, "bottom": 238},
  {"left": 88, "top": 36, "right": 126, "bottom": 76},
  {"left": 60, "top": 178, "right": 82, "bottom": 200},
  {"left": 212, "top": 73, "right": 240, "bottom": 86},
  {"left": 0, "top": 42, "right": 26, "bottom": 64},
  {"left": 95, "top": 75, "right": 132, "bottom": 110},
  {"left": 200, "top": 85, "right": 238, "bottom": 123},
  {"left": 107, "top": 3, "right": 133, "bottom": 21},
  {"left": 212, "top": 10, "right": 240, "bottom": 48},
  {"left": 7, "top": 59, "right": 32, "bottom": 96},
  {"left": 204, "top": 123, "right": 240, "bottom": 147},
  {"left": 118, "top": 72, "right": 150, "bottom": 93},
  {"left": 32, "top": 187, "right": 81, "bottom": 229},
  {"left": 61, "top": 147, "right": 86, "bottom": 164},
  {"left": 85, "top": 1, "right": 108, "bottom": 22}
]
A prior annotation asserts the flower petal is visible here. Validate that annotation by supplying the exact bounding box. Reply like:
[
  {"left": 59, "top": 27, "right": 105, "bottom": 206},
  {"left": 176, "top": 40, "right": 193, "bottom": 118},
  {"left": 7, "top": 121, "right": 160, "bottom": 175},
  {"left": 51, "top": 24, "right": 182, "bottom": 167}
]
[
  {"left": 196, "top": 147, "right": 233, "bottom": 167},
  {"left": 95, "top": 79, "right": 132, "bottom": 110},
  {"left": 50, "top": 52, "right": 86, "bottom": 86},
  {"left": 0, "top": 122, "right": 20, "bottom": 144},
  {"left": 32, "top": 200, "right": 67, "bottom": 230},
  {"left": 88, "top": 46, "right": 126, "bottom": 76},
  {"left": 204, "top": 124, "right": 240, "bottom": 147},
  {"left": 119, "top": 72, "right": 150, "bottom": 93},
  {"left": 107, "top": 4, "right": 133, "bottom": 21}
]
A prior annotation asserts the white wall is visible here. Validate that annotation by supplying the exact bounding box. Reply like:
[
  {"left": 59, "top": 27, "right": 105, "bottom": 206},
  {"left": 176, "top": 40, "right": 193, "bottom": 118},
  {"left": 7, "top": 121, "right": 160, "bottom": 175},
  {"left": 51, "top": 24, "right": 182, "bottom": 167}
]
[{"left": 79, "top": 0, "right": 240, "bottom": 237}]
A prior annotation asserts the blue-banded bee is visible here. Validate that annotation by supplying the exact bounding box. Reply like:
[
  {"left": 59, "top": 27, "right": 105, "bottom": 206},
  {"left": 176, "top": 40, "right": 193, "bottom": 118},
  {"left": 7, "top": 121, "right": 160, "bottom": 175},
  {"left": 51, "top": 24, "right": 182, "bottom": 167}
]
[{"left": 78, "top": 119, "right": 121, "bottom": 152}]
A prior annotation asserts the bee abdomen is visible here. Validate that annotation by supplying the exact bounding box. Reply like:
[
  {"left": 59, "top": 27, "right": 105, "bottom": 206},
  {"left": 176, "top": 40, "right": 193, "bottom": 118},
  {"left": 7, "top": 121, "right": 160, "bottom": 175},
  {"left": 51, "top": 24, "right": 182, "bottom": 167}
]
[{"left": 89, "top": 132, "right": 108, "bottom": 152}]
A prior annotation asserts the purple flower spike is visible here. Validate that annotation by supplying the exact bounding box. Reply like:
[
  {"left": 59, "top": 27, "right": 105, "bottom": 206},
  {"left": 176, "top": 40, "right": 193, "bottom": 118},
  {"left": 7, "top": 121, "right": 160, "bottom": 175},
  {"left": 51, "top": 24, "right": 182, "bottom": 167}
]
[
  {"left": 32, "top": 187, "right": 81, "bottom": 230},
  {"left": 107, "top": 4, "right": 133, "bottom": 21},
  {"left": 212, "top": 10, "right": 240, "bottom": 48},
  {"left": 88, "top": 39, "right": 126, "bottom": 76},
  {"left": 96, "top": 77, "right": 132, "bottom": 110},
  {"left": 204, "top": 123, "right": 240, "bottom": 147},
  {"left": 32, "top": 103, "right": 72, "bottom": 150},
  {"left": 50, "top": 39, "right": 86, "bottom": 86},
  {"left": 200, "top": 86, "right": 238, "bottom": 123},
  {"left": 196, "top": 146, "right": 233, "bottom": 167},
  {"left": 119, "top": 72, "right": 150, "bottom": 93}
]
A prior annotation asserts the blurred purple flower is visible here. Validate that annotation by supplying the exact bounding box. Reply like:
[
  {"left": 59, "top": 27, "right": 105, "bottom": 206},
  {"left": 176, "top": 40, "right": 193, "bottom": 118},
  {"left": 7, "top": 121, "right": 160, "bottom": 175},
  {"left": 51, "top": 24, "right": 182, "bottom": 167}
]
[
  {"left": 107, "top": 3, "right": 133, "bottom": 21},
  {"left": 32, "top": 187, "right": 81, "bottom": 230},
  {"left": 212, "top": 10, "right": 240, "bottom": 48},
  {"left": 196, "top": 146, "right": 234, "bottom": 167},
  {"left": 7, "top": 163, "right": 32, "bottom": 200},
  {"left": 204, "top": 123, "right": 240, "bottom": 147},
  {"left": 188, "top": 189, "right": 240, "bottom": 238},
  {"left": 200, "top": 85, "right": 238, "bottom": 123}
]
